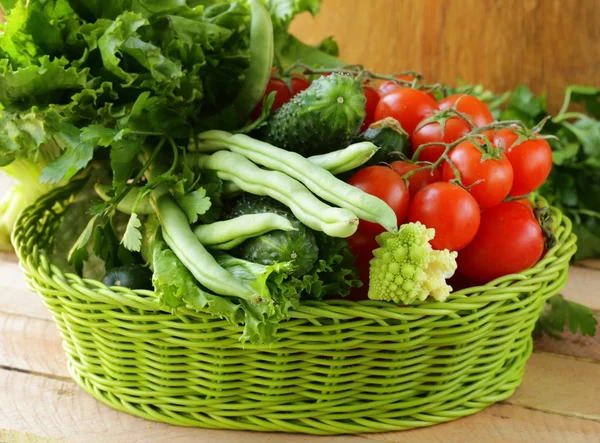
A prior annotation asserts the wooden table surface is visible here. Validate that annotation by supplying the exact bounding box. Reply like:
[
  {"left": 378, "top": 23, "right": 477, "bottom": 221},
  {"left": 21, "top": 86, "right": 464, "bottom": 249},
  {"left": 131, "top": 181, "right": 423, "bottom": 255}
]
[{"left": 1, "top": 175, "right": 600, "bottom": 442}]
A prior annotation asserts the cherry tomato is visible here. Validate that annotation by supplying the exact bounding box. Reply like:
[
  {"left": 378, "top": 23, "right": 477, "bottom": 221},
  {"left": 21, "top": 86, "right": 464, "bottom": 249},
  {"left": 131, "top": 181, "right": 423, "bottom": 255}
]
[
  {"left": 360, "top": 86, "right": 381, "bottom": 132},
  {"left": 447, "top": 271, "right": 477, "bottom": 292},
  {"left": 346, "top": 253, "right": 371, "bottom": 301},
  {"left": 344, "top": 230, "right": 379, "bottom": 301},
  {"left": 251, "top": 77, "right": 293, "bottom": 120},
  {"left": 493, "top": 128, "right": 520, "bottom": 151},
  {"left": 442, "top": 140, "right": 514, "bottom": 209},
  {"left": 438, "top": 94, "right": 494, "bottom": 128},
  {"left": 494, "top": 128, "right": 552, "bottom": 195},
  {"left": 348, "top": 166, "right": 410, "bottom": 235},
  {"left": 408, "top": 182, "right": 480, "bottom": 251},
  {"left": 389, "top": 160, "right": 441, "bottom": 197},
  {"left": 411, "top": 117, "right": 472, "bottom": 163},
  {"left": 515, "top": 198, "right": 535, "bottom": 214},
  {"left": 346, "top": 229, "right": 379, "bottom": 259},
  {"left": 375, "top": 88, "right": 439, "bottom": 134},
  {"left": 378, "top": 75, "right": 418, "bottom": 96},
  {"left": 291, "top": 75, "right": 311, "bottom": 94},
  {"left": 499, "top": 134, "right": 552, "bottom": 197},
  {"left": 378, "top": 75, "right": 436, "bottom": 100},
  {"left": 457, "top": 201, "right": 544, "bottom": 283}
]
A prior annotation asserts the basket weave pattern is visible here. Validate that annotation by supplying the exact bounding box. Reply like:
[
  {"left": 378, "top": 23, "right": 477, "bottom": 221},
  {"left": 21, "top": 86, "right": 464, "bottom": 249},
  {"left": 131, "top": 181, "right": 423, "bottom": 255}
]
[{"left": 14, "top": 184, "right": 576, "bottom": 435}]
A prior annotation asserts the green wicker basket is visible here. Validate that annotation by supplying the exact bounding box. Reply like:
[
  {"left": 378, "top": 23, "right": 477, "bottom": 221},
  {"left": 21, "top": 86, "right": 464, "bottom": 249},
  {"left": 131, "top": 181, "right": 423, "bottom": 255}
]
[{"left": 13, "top": 182, "right": 576, "bottom": 435}]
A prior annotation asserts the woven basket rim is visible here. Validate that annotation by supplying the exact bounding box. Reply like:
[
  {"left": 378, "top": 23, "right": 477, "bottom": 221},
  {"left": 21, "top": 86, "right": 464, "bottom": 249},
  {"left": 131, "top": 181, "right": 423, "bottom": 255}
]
[{"left": 13, "top": 181, "right": 577, "bottom": 321}]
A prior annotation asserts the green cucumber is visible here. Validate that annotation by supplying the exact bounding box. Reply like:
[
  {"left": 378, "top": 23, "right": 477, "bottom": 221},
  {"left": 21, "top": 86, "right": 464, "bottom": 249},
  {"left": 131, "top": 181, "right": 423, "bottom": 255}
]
[
  {"left": 223, "top": 194, "right": 319, "bottom": 277},
  {"left": 257, "top": 73, "right": 366, "bottom": 156},
  {"left": 355, "top": 117, "right": 412, "bottom": 166}
]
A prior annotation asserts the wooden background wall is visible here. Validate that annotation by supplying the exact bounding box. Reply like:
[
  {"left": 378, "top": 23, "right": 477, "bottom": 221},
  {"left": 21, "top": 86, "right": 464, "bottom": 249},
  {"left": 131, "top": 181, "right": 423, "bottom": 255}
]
[{"left": 290, "top": 0, "right": 600, "bottom": 111}]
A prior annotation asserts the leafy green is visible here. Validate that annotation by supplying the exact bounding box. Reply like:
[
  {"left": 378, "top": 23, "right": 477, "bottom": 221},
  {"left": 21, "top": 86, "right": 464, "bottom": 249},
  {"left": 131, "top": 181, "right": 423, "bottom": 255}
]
[
  {"left": 0, "top": 0, "right": 255, "bottom": 249},
  {"left": 534, "top": 294, "right": 597, "bottom": 339},
  {"left": 122, "top": 212, "right": 142, "bottom": 251},
  {"left": 173, "top": 187, "right": 211, "bottom": 224},
  {"left": 0, "top": 57, "right": 89, "bottom": 107},
  {"left": 315, "top": 35, "right": 339, "bottom": 57},
  {"left": 144, "top": 216, "right": 303, "bottom": 345},
  {"left": 67, "top": 214, "right": 98, "bottom": 274},
  {"left": 500, "top": 85, "right": 546, "bottom": 127},
  {"left": 0, "top": 0, "right": 253, "bottom": 182},
  {"left": 150, "top": 236, "right": 243, "bottom": 323},
  {"left": 299, "top": 230, "right": 361, "bottom": 300},
  {"left": 265, "top": 0, "right": 320, "bottom": 28},
  {"left": 266, "top": 0, "right": 343, "bottom": 69}
]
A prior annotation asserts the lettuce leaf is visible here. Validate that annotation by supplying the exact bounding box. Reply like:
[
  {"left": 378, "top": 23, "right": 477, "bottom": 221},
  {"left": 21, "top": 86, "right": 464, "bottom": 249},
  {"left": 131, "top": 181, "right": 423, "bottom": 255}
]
[
  {"left": 293, "top": 231, "right": 361, "bottom": 300},
  {"left": 265, "top": 0, "right": 321, "bottom": 28},
  {"left": 266, "top": 0, "right": 344, "bottom": 69},
  {"left": 144, "top": 217, "right": 301, "bottom": 345},
  {"left": 0, "top": 0, "right": 253, "bottom": 183}
]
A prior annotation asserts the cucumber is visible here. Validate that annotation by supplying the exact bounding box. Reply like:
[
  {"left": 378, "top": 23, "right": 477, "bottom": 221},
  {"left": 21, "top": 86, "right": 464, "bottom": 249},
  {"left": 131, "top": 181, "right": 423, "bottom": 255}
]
[
  {"left": 223, "top": 194, "right": 319, "bottom": 277},
  {"left": 355, "top": 117, "right": 412, "bottom": 166},
  {"left": 102, "top": 265, "right": 153, "bottom": 290},
  {"left": 257, "top": 73, "right": 366, "bottom": 156}
]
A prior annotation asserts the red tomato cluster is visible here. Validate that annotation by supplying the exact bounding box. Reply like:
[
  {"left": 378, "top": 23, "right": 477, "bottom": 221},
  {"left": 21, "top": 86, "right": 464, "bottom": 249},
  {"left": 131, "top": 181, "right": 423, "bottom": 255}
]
[
  {"left": 251, "top": 73, "right": 311, "bottom": 120},
  {"left": 347, "top": 87, "right": 553, "bottom": 289}
]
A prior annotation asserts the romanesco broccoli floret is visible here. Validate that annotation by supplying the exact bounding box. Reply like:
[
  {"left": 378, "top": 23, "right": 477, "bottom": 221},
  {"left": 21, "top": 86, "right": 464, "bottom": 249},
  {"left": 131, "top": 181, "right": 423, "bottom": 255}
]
[{"left": 368, "top": 222, "right": 458, "bottom": 305}]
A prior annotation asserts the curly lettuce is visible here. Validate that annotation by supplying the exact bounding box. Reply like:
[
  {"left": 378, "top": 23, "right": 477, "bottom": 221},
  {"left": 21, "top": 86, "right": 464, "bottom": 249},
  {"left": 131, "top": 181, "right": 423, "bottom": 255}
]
[{"left": 0, "top": 0, "right": 254, "bottom": 248}]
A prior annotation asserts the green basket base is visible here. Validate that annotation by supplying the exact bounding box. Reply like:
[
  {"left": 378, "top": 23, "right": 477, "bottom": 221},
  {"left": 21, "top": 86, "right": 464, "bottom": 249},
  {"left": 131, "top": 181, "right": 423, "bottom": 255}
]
[{"left": 66, "top": 340, "right": 532, "bottom": 435}]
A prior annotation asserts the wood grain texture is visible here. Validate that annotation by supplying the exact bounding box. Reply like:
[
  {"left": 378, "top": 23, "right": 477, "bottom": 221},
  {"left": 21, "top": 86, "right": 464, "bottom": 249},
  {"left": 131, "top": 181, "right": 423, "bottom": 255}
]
[
  {"left": 366, "top": 403, "right": 600, "bottom": 443},
  {"left": 0, "top": 253, "right": 53, "bottom": 321},
  {"left": 0, "top": 369, "right": 370, "bottom": 443},
  {"left": 290, "top": 0, "right": 600, "bottom": 111},
  {"left": 0, "top": 313, "right": 68, "bottom": 379},
  {"left": 507, "top": 352, "right": 600, "bottom": 421},
  {"left": 561, "top": 266, "right": 600, "bottom": 311},
  {"left": 3, "top": 364, "right": 600, "bottom": 443}
]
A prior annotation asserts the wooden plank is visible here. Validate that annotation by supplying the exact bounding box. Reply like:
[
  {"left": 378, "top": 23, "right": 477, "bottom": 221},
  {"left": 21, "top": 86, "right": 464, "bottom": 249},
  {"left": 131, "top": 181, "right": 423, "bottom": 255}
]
[
  {"left": 366, "top": 403, "right": 600, "bottom": 443},
  {"left": 561, "top": 266, "right": 600, "bottom": 312},
  {"left": 576, "top": 260, "right": 600, "bottom": 271},
  {"left": 507, "top": 352, "right": 600, "bottom": 421},
  {"left": 0, "top": 368, "right": 370, "bottom": 443},
  {"left": 0, "top": 253, "right": 52, "bottom": 321},
  {"left": 0, "top": 429, "right": 64, "bottom": 443},
  {"left": 289, "top": 0, "right": 600, "bottom": 112},
  {"left": 0, "top": 313, "right": 68, "bottom": 379}
]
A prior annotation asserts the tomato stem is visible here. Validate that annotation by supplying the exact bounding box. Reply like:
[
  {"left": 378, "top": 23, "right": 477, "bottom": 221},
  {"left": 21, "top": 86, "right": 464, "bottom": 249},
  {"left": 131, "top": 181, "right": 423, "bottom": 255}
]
[{"left": 287, "top": 63, "right": 446, "bottom": 93}]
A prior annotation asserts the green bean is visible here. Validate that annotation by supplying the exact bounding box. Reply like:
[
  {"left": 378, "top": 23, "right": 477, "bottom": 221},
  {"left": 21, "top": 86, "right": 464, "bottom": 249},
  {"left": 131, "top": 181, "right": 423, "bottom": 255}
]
[
  {"left": 230, "top": 0, "right": 274, "bottom": 124},
  {"left": 194, "top": 131, "right": 398, "bottom": 232},
  {"left": 151, "top": 185, "right": 254, "bottom": 298},
  {"left": 215, "top": 143, "right": 378, "bottom": 196},
  {"left": 308, "top": 142, "right": 380, "bottom": 174},
  {"left": 192, "top": 151, "right": 359, "bottom": 238},
  {"left": 222, "top": 181, "right": 243, "bottom": 197},
  {"left": 94, "top": 183, "right": 154, "bottom": 215},
  {"left": 194, "top": 213, "right": 296, "bottom": 250}
]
